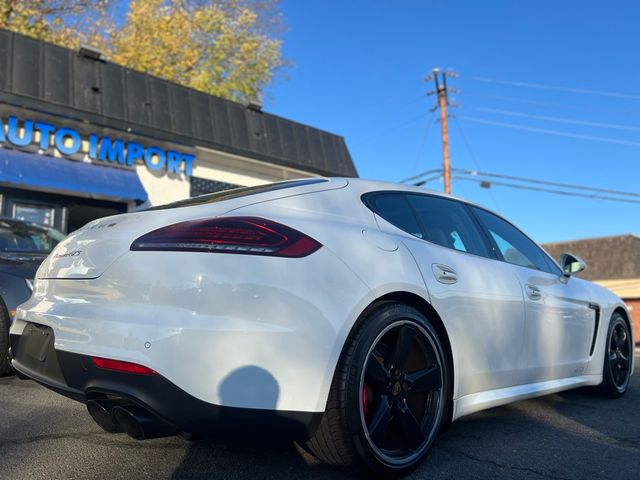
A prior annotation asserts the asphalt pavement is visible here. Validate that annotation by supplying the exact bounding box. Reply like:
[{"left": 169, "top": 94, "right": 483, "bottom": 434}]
[{"left": 1, "top": 352, "right": 639, "bottom": 480}]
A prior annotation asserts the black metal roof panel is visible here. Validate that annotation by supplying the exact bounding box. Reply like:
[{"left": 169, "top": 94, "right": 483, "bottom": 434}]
[{"left": 0, "top": 29, "right": 357, "bottom": 177}]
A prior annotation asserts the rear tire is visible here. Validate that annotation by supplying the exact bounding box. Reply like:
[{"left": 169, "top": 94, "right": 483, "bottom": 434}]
[
  {"left": 598, "top": 313, "right": 632, "bottom": 398},
  {"left": 0, "top": 304, "right": 12, "bottom": 377},
  {"left": 306, "top": 302, "right": 450, "bottom": 478}
]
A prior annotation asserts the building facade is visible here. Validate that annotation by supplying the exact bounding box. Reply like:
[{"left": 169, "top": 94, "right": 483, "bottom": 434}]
[
  {"left": 543, "top": 234, "right": 640, "bottom": 342},
  {"left": 0, "top": 30, "right": 357, "bottom": 233}
]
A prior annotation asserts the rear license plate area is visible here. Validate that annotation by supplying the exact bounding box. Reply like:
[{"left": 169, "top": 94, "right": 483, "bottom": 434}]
[{"left": 21, "top": 323, "right": 54, "bottom": 363}]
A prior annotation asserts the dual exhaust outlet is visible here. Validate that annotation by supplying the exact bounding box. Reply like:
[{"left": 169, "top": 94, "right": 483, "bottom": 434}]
[{"left": 86, "top": 399, "right": 179, "bottom": 440}]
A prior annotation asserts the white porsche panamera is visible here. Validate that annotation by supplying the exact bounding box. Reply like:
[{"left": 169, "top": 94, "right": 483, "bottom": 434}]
[{"left": 10, "top": 178, "right": 634, "bottom": 478}]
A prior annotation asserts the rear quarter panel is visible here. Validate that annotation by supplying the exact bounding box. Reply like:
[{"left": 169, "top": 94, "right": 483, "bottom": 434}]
[{"left": 228, "top": 188, "right": 434, "bottom": 407}]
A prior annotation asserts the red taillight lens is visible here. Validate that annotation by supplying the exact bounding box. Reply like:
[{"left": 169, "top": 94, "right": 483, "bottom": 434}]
[
  {"left": 92, "top": 357, "right": 158, "bottom": 375},
  {"left": 130, "top": 217, "right": 321, "bottom": 258}
]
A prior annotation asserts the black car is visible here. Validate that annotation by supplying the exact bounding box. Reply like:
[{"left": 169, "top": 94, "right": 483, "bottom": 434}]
[{"left": 0, "top": 218, "right": 65, "bottom": 376}]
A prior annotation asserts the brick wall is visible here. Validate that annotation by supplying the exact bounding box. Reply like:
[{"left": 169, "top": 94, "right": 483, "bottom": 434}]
[{"left": 625, "top": 299, "right": 640, "bottom": 344}]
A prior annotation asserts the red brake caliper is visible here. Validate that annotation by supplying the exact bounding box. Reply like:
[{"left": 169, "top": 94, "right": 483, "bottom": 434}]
[{"left": 362, "top": 384, "right": 369, "bottom": 417}]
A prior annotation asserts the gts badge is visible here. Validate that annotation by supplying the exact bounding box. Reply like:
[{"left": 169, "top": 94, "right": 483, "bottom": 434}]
[
  {"left": 54, "top": 250, "right": 82, "bottom": 259},
  {"left": 89, "top": 222, "right": 117, "bottom": 230}
]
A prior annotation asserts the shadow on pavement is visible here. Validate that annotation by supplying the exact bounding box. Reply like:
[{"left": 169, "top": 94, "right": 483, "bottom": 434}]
[
  {"left": 171, "top": 438, "right": 352, "bottom": 480},
  {"left": 172, "top": 364, "right": 353, "bottom": 479}
]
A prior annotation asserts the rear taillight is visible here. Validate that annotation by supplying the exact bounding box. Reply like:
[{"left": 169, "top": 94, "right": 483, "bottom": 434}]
[
  {"left": 92, "top": 357, "right": 158, "bottom": 375},
  {"left": 130, "top": 216, "right": 321, "bottom": 258}
]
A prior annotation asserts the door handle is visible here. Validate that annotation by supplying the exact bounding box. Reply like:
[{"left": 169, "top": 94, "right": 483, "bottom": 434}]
[
  {"left": 525, "top": 284, "right": 542, "bottom": 300},
  {"left": 432, "top": 264, "right": 458, "bottom": 284}
]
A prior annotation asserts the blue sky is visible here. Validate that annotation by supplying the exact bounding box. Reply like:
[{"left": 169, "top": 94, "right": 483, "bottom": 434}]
[{"left": 265, "top": 0, "right": 640, "bottom": 244}]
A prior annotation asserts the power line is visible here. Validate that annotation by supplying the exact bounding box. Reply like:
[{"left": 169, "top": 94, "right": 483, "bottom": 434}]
[
  {"left": 405, "top": 167, "right": 640, "bottom": 205},
  {"left": 475, "top": 107, "right": 640, "bottom": 132},
  {"left": 450, "top": 116, "right": 501, "bottom": 211},
  {"left": 472, "top": 77, "right": 640, "bottom": 100},
  {"left": 413, "top": 173, "right": 443, "bottom": 186},
  {"left": 459, "top": 115, "right": 640, "bottom": 148},
  {"left": 409, "top": 111, "right": 438, "bottom": 175},
  {"left": 347, "top": 89, "right": 431, "bottom": 147},
  {"left": 400, "top": 168, "right": 442, "bottom": 184},
  {"left": 453, "top": 175, "right": 640, "bottom": 205},
  {"left": 358, "top": 88, "right": 426, "bottom": 118},
  {"left": 485, "top": 94, "right": 579, "bottom": 110},
  {"left": 350, "top": 112, "right": 429, "bottom": 146},
  {"left": 451, "top": 168, "right": 640, "bottom": 198}
]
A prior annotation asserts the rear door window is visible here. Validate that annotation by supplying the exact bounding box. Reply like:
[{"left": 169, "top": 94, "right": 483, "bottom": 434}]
[
  {"left": 365, "top": 192, "right": 491, "bottom": 257},
  {"left": 368, "top": 194, "right": 423, "bottom": 238},
  {"left": 406, "top": 194, "right": 490, "bottom": 257}
]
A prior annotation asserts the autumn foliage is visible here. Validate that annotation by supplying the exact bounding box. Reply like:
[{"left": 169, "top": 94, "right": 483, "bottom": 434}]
[{"left": 0, "top": 0, "right": 285, "bottom": 103}]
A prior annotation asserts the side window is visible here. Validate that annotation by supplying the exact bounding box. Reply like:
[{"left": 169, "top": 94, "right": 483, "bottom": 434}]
[
  {"left": 406, "top": 194, "right": 490, "bottom": 257},
  {"left": 472, "top": 207, "right": 559, "bottom": 274},
  {"left": 369, "top": 194, "right": 423, "bottom": 239}
]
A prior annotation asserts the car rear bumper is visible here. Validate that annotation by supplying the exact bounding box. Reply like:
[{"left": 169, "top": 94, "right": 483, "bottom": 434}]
[
  {"left": 10, "top": 323, "right": 320, "bottom": 439},
  {"left": 13, "top": 248, "right": 374, "bottom": 413}
]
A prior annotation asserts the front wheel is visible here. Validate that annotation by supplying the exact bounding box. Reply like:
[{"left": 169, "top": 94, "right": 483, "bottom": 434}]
[
  {"left": 306, "top": 303, "right": 450, "bottom": 478},
  {"left": 599, "top": 313, "right": 632, "bottom": 398}
]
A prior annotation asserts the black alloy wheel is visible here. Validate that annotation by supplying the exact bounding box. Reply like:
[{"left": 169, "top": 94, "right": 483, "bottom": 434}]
[
  {"left": 306, "top": 303, "right": 450, "bottom": 478},
  {"left": 360, "top": 321, "right": 444, "bottom": 465},
  {"left": 599, "top": 313, "right": 632, "bottom": 398},
  {"left": 608, "top": 318, "right": 631, "bottom": 390}
]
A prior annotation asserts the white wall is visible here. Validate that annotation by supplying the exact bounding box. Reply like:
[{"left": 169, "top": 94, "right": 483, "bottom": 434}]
[{"left": 136, "top": 146, "right": 319, "bottom": 207}]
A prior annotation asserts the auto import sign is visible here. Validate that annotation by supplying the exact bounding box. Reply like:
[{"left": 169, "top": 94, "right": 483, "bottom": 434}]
[{"left": 0, "top": 115, "right": 196, "bottom": 177}]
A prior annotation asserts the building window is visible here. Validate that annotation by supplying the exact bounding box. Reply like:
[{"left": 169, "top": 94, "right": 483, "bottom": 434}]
[
  {"left": 12, "top": 203, "right": 56, "bottom": 227},
  {"left": 190, "top": 177, "right": 239, "bottom": 197}
]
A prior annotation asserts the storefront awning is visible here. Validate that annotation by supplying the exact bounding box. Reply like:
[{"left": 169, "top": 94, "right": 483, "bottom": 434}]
[{"left": 0, "top": 148, "right": 148, "bottom": 204}]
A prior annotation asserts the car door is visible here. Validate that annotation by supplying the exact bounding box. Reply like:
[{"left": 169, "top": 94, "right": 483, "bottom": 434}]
[
  {"left": 367, "top": 192, "right": 526, "bottom": 398},
  {"left": 471, "top": 207, "right": 595, "bottom": 384}
]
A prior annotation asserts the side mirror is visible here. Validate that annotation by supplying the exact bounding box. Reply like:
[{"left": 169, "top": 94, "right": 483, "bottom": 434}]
[{"left": 560, "top": 253, "right": 587, "bottom": 276}]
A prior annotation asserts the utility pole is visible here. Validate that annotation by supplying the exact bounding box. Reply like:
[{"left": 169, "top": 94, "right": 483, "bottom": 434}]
[{"left": 426, "top": 68, "right": 458, "bottom": 194}]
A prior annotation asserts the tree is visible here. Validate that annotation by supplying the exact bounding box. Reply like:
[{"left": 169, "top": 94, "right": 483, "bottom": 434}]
[
  {"left": 0, "top": 0, "right": 285, "bottom": 104},
  {"left": 109, "top": 0, "right": 284, "bottom": 103},
  {"left": 0, "top": 0, "right": 107, "bottom": 48}
]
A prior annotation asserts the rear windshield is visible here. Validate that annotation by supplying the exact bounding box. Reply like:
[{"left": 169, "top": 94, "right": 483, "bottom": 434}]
[{"left": 149, "top": 178, "right": 328, "bottom": 211}]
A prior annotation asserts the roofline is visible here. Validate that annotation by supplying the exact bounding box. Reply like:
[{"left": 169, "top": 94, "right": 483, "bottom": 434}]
[{"left": 542, "top": 233, "right": 640, "bottom": 246}]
